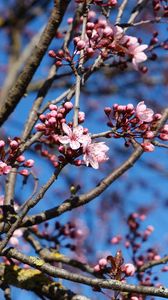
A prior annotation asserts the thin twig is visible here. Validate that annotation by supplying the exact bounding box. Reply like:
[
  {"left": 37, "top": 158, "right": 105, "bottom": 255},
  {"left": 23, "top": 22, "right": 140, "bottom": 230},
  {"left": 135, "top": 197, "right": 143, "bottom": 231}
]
[{"left": 115, "top": 0, "right": 129, "bottom": 25}]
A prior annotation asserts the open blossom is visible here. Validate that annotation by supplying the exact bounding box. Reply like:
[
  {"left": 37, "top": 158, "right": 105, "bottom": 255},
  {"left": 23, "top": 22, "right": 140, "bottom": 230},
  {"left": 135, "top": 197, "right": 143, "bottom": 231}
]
[
  {"left": 128, "top": 44, "right": 148, "bottom": 70},
  {"left": 0, "top": 161, "right": 11, "bottom": 175},
  {"left": 136, "top": 101, "right": 154, "bottom": 122},
  {"left": 59, "top": 123, "right": 91, "bottom": 150},
  {"left": 83, "top": 142, "right": 109, "bottom": 169}
]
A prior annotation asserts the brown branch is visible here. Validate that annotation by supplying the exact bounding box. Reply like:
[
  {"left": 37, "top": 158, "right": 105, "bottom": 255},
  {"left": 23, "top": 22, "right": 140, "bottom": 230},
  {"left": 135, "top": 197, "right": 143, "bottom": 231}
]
[
  {"left": 139, "top": 255, "right": 168, "bottom": 272},
  {"left": 22, "top": 145, "right": 143, "bottom": 227},
  {"left": 0, "top": 165, "right": 65, "bottom": 253},
  {"left": 0, "top": 262, "right": 90, "bottom": 300},
  {"left": 115, "top": 0, "right": 129, "bottom": 25},
  {"left": 0, "top": 0, "right": 71, "bottom": 126},
  {"left": 3, "top": 248, "right": 168, "bottom": 299},
  {"left": 24, "top": 229, "right": 94, "bottom": 275},
  {"left": 127, "top": 0, "right": 150, "bottom": 25}
]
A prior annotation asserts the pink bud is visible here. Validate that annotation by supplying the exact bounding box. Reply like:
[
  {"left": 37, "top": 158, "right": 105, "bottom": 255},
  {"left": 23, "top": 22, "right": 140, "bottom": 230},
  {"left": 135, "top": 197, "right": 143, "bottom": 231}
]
[
  {"left": 64, "top": 102, "right": 73, "bottom": 111},
  {"left": 103, "top": 26, "right": 113, "bottom": 37},
  {"left": 24, "top": 159, "right": 34, "bottom": 168},
  {"left": 55, "top": 60, "right": 62, "bottom": 67},
  {"left": 78, "top": 111, "right": 85, "bottom": 123},
  {"left": 48, "top": 50, "right": 56, "bottom": 58},
  {"left": 146, "top": 225, "right": 154, "bottom": 233},
  {"left": 126, "top": 104, "right": 134, "bottom": 111},
  {"left": 159, "top": 133, "right": 168, "bottom": 141},
  {"left": 48, "top": 117, "right": 56, "bottom": 125},
  {"left": 16, "top": 155, "right": 25, "bottom": 163},
  {"left": 73, "top": 37, "right": 80, "bottom": 45},
  {"left": 141, "top": 142, "right": 155, "bottom": 152},
  {"left": 154, "top": 255, "right": 161, "bottom": 260},
  {"left": 10, "top": 140, "right": 19, "bottom": 149},
  {"left": 123, "top": 263, "right": 135, "bottom": 276},
  {"left": 76, "top": 40, "right": 86, "bottom": 50},
  {"left": 131, "top": 297, "right": 139, "bottom": 300},
  {"left": 111, "top": 235, "right": 122, "bottom": 244},
  {"left": 74, "top": 159, "right": 82, "bottom": 166},
  {"left": 154, "top": 113, "right": 162, "bottom": 120},
  {"left": 35, "top": 124, "right": 46, "bottom": 131},
  {"left": 108, "top": 0, "right": 117, "bottom": 5},
  {"left": 86, "top": 22, "right": 95, "bottom": 30},
  {"left": 104, "top": 107, "right": 112, "bottom": 115},
  {"left": 19, "top": 169, "right": 29, "bottom": 176},
  {"left": 39, "top": 114, "right": 46, "bottom": 122},
  {"left": 86, "top": 47, "right": 94, "bottom": 56},
  {"left": 0, "top": 140, "right": 5, "bottom": 147},
  {"left": 49, "top": 104, "right": 57, "bottom": 111},
  {"left": 144, "top": 131, "right": 154, "bottom": 139},
  {"left": 94, "top": 264, "right": 100, "bottom": 272},
  {"left": 161, "top": 124, "right": 168, "bottom": 133},
  {"left": 50, "top": 111, "right": 57, "bottom": 118},
  {"left": 67, "top": 17, "right": 73, "bottom": 24},
  {"left": 98, "top": 258, "right": 107, "bottom": 267}
]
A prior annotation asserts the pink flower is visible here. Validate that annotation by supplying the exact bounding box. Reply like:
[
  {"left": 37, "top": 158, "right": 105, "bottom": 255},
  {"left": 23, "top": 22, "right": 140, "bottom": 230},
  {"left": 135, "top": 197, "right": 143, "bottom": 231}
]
[
  {"left": 0, "top": 161, "right": 11, "bottom": 175},
  {"left": 141, "top": 142, "right": 155, "bottom": 152},
  {"left": 83, "top": 142, "right": 109, "bottom": 169},
  {"left": 59, "top": 123, "right": 91, "bottom": 150},
  {"left": 122, "top": 263, "right": 136, "bottom": 276},
  {"left": 136, "top": 101, "right": 154, "bottom": 122},
  {"left": 128, "top": 44, "right": 148, "bottom": 70}
]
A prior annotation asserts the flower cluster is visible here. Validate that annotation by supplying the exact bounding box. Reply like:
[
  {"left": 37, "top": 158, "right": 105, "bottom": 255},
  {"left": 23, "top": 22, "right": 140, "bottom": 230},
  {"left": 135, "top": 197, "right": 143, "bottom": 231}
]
[
  {"left": 35, "top": 102, "right": 109, "bottom": 169},
  {"left": 94, "top": 250, "right": 135, "bottom": 280},
  {"left": 0, "top": 138, "right": 34, "bottom": 176},
  {"left": 104, "top": 101, "right": 168, "bottom": 152},
  {"left": 49, "top": 17, "right": 148, "bottom": 71}
]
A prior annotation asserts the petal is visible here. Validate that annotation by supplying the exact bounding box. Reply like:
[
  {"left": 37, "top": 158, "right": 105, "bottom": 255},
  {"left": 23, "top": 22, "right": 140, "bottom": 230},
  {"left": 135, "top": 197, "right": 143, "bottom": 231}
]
[
  {"left": 78, "top": 134, "right": 91, "bottom": 145},
  {"left": 134, "top": 52, "right": 147, "bottom": 64},
  {"left": 135, "top": 44, "right": 148, "bottom": 53},
  {"left": 59, "top": 136, "right": 70, "bottom": 144},
  {"left": 73, "top": 125, "right": 84, "bottom": 137},
  {"left": 90, "top": 158, "right": 99, "bottom": 169},
  {"left": 62, "top": 123, "right": 72, "bottom": 136},
  {"left": 70, "top": 140, "right": 80, "bottom": 150}
]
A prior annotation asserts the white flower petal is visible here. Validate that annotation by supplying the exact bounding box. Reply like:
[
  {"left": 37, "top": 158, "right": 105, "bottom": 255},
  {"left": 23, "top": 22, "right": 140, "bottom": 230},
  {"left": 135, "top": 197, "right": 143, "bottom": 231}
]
[{"left": 62, "top": 123, "right": 72, "bottom": 136}]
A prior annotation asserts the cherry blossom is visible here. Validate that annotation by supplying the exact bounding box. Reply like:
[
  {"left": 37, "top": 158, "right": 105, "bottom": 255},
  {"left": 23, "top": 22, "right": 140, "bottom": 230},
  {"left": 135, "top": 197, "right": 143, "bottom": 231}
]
[
  {"left": 136, "top": 101, "right": 154, "bottom": 122},
  {"left": 129, "top": 44, "right": 148, "bottom": 70},
  {"left": 59, "top": 123, "right": 91, "bottom": 150},
  {"left": 83, "top": 142, "right": 109, "bottom": 169},
  {"left": 0, "top": 161, "right": 11, "bottom": 175}
]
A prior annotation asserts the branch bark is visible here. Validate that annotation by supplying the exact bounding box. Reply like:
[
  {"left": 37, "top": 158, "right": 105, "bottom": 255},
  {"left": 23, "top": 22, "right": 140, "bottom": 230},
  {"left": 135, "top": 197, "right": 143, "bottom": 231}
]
[
  {"left": 3, "top": 248, "right": 168, "bottom": 299},
  {"left": 0, "top": 0, "right": 71, "bottom": 126}
]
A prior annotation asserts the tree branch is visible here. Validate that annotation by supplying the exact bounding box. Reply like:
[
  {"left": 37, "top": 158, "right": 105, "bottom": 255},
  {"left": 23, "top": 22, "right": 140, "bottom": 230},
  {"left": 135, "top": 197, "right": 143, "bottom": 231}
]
[{"left": 0, "top": 0, "right": 71, "bottom": 126}]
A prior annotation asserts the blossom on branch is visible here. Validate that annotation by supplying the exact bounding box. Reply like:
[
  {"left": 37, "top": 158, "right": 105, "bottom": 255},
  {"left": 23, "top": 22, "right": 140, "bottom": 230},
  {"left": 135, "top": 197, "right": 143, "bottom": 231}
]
[
  {"left": 59, "top": 123, "right": 91, "bottom": 150},
  {"left": 136, "top": 101, "right": 154, "bottom": 122},
  {"left": 83, "top": 142, "right": 109, "bottom": 169},
  {"left": 0, "top": 161, "right": 11, "bottom": 175}
]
